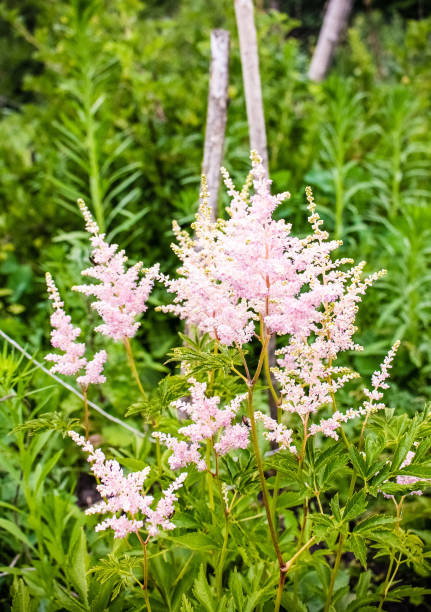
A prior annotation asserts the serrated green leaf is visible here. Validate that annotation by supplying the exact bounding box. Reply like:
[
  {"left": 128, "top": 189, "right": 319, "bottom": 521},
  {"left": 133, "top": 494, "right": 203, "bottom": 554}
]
[
  {"left": 11, "top": 577, "right": 31, "bottom": 612},
  {"left": 68, "top": 527, "right": 88, "bottom": 605},
  {"left": 229, "top": 569, "right": 244, "bottom": 610},
  {"left": 193, "top": 564, "right": 215, "bottom": 612},
  {"left": 166, "top": 344, "right": 241, "bottom": 377},
  {"left": 398, "top": 463, "right": 431, "bottom": 479},
  {"left": 391, "top": 427, "right": 416, "bottom": 472},
  {"left": 350, "top": 534, "right": 367, "bottom": 568},
  {"left": 310, "top": 514, "right": 334, "bottom": 540},
  {"left": 354, "top": 514, "right": 395, "bottom": 535},
  {"left": 0, "top": 519, "right": 35, "bottom": 551},
  {"left": 330, "top": 494, "right": 341, "bottom": 522},
  {"left": 314, "top": 442, "right": 344, "bottom": 471},
  {"left": 180, "top": 593, "right": 194, "bottom": 612},
  {"left": 53, "top": 583, "right": 86, "bottom": 612},
  {"left": 349, "top": 447, "right": 367, "bottom": 479},
  {"left": 343, "top": 490, "right": 367, "bottom": 522},
  {"left": 170, "top": 533, "right": 218, "bottom": 552},
  {"left": 386, "top": 585, "right": 431, "bottom": 602}
]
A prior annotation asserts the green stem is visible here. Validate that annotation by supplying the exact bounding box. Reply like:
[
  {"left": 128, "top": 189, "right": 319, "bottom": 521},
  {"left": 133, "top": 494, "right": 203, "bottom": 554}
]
[
  {"left": 293, "top": 499, "right": 308, "bottom": 607},
  {"left": 206, "top": 441, "right": 214, "bottom": 511},
  {"left": 275, "top": 571, "right": 287, "bottom": 612},
  {"left": 83, "top": 72, "right": 104, "bottom": 231},
  {"left": 124, "top": 337, "right": 146, "bottom": 397},
  {"left": 137, "top": 533, "right": 151, "bottom": 612},
  {"left": 263, "top": 342, "right": 282, "bottom": 528},
  {"left": 378, "top": 554, "right": 394, "bottom": 612},
  {"left": 263, "top": 340, "right": 280, "bottom": 406},
  {"left": 298, "top": 414, "right": 309, "bottom": 470},
  {"left": 324, "top": 533, "right": 344, "bottom": 612},
  {"left": 247, "top": 387, "right": 284, "bottom": 568},
  {"left": 283, "top": 535, "right": 317, "bottom": 611},
  {"left": 216, "top": 514, "right": 229, "bottom": 597},
  {"left": 272, "top": 469, "right": 280, "bottom": 528},
  {"left": 283, "top": 536, "right": 316, "bottom": 573},
  {"left": 81, "top": 385, "right": 89, "bottom": 439}
]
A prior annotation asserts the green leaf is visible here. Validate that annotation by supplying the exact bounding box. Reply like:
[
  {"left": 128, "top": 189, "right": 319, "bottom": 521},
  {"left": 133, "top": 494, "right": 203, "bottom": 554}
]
[
  {"left": 53, "top": 583, "right": 86, "bottom": 612},
  {"left": 354, "top": 514, "right": 395, "bottom": 535},
  {"left": 310, "top": 514, "right": 334, "bottom": 540},
  {"left": 356, "top": 570, "right": 372, "bottom": 600},
  {"left": 193, "top": 564, "right": 215, "bottom": 612},
  {"left": 398, "top": 463, "right": 431, "bottom": 479},
  {"left": 349, "top": 447, "right": 367, "bottom": 479},
  {"left": 229, "top": 569, "right": 244, "bottom": 610},
  {"left": 330, "top": 494, "right": 342, "bottom": 522},
  {"left": 391, "top": 427, "right": 416, "bottom": 472},
  {"left": 11, "top": 577, "right": 31, "bottom": 612},
  {"left": 386, "top": 586, "right": 431, "bottom": 602},
  {"left": 0, "top": 519, "right": 35, "bottom": 551},
  {"left": 314, "top": 442, "right": 344, "bottom": 471},
  {"left": 35, "top": 449, "right": 63, "bottom": 495},
  {"left": 166, "top": 342, "right": 242, "bottom": 377},
  {"left": 350, "top": 534, "right": 367, "bottom": 569},
  {"left": 180, "top": 594, "right": 195, "bottom": 612},
  {"left": 12, "top": 412, "right": 80, "bottom": 436},
  {"left": 370, "top": 462, "right": 392, "bottom": 488},
  {"left": 414, "top": 438, "right": 431, "bottom": 463},
  {"left": 343, "top": 490, "right": 367, "bottom": 522},
  {"left": 170, "top": 533, "right": 218, "bottom": 552},
  {"left": 67, "top": 527, "right": 88, "bottom": 605}
]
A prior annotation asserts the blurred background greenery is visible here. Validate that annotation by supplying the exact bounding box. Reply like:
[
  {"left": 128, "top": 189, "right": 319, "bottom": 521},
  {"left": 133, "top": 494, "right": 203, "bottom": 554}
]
[{"left": 0, "top": 0, "right": 430, "bottom": 405}]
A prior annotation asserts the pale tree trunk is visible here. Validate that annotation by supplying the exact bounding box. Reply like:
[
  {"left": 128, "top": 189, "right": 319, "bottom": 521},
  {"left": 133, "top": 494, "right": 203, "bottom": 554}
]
[
  {"left": 182, "top": 29, "right": 230, "bottom": 390},
  {"left": 234, "top": 0, "right": 277, "bottom": 420},
  {"left": 202, "top": 29, "right": 230, "bottom": 221},
  {"left": 234, "top": 0, "right": 268, "bottom": 172},
  {"left": 308, "top": 0, "right": 354, "bottom": 82}
]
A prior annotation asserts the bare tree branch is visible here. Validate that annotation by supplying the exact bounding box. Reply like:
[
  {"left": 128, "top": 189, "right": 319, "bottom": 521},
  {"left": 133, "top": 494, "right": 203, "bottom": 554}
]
[
  {"left": 202, "top": 29, "right": 230, "bottom": 221},
  {"left": 308, "top": 0, "right": 354, "bottom": 82}
]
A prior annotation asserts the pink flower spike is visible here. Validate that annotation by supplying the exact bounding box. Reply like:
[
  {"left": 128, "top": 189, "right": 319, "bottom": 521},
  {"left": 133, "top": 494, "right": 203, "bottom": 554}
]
[
  {"left": 77, "top": 350, "right": 107, "bottom": 386},
  {"left": 45, "top": 273, "right": 106, "bottom": 386},
  {"left": 154, "top": 379, "right": 249, "bottom": 470},
  {"left": 254, "top": 411, "right": 296, "bottom": 453},
  {"left": 74, "top": 199, "right": 159, "bottom": 341},
  {"left": 69, "top": 431, "right": 187, "bottom": 539}
]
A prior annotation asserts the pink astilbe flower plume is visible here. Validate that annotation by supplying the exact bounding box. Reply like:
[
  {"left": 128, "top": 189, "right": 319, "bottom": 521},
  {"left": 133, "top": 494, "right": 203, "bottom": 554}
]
[
  {"left": 158, "top": 179, "right": 255, "bottom": 346},
  {"left": 154, "top": 378, "right": 249, "bottom": 470},
  {"left": 69, "top": 431, "right": 187, "bottom": 538},
  {"left": 309, "top": 341, "right": 401, "bottom": 441},
  {"left": 45, "top": 272, "right": 106, "bottom": 387},
  {"left": 246, "top": 183, "right": 389, "bottom": 448},
  {"left": 254, "top": 411, "right": 296, "bottom": 453},
  {"left": 73, "top": 199, "right": 159, "bottom": 341}
]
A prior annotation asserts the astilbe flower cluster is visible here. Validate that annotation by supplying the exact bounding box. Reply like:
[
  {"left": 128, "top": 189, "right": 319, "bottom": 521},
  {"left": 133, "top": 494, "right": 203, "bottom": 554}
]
[
  {"left": 45, "top": 272, "right": 106, "bottom": 387},
  {"left": 161, "top": 152, "right": 399, "bottom": 448},
  {"left": 160, "top": 155, "right": 341, "bottom": 346},
  {"left": 69, "top": 431, "right": 187, "bottom": 538},
  {"left": 309, "top": 340, "right": 400, "bottom": 440},
  {"left": 158, "top": 179, "right": 255, "bottom": 347},
  {"left": 153, "top": 378, "right": 249, "bottom": 471},
  {"left": 73, "top": 199, "right": 159, "bottom": 341}
]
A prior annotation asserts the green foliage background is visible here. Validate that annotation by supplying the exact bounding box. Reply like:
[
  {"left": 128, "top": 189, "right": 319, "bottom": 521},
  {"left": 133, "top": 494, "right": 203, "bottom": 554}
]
[
  {"left": 1, "top": 1, "right": 431, "bottom": 609},
  {"left": 1, "top": 0, "right": 431, "bottom": 400}
]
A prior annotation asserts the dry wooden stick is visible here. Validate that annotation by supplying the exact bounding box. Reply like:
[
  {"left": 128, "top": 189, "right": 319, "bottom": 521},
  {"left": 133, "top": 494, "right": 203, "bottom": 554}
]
[
  {"left": 234, "top": 0, "right": 268, "bottom": 172},
  {"left": 202, "top": 29, "right": 230, "bottom": 221},
  {"left": 308, "top": 0, "right": 354, "bottom": 82},
  {"left": 234, "top": 0, "right": 277, "bottom": 419}
]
